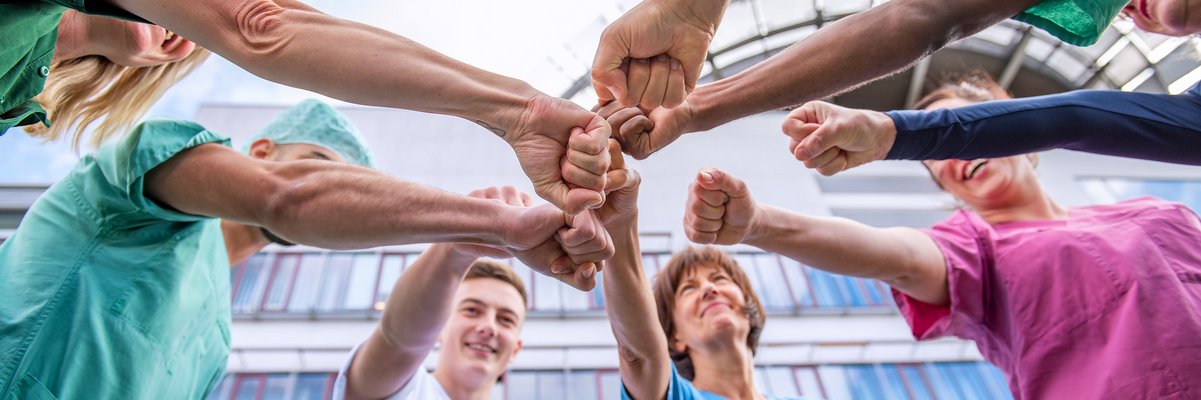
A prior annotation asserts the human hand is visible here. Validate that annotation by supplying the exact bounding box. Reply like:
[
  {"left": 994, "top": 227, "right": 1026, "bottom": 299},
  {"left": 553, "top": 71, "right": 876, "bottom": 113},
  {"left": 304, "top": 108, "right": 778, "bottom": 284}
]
[
  {"left": 450, "top": 186, "right": 531, "bottom": 259},
  {"left": 592, "top": 0, "right": 727, "bottom": 109},
  {"left": 784, "top": 101, "right": 896, "bottom": 176},
  {"left": 497, "top": 198, "right": 600, "bottom": 289},
  {"left": 596, "top": 139, "right": 641, "bottom": 227},
  {"left": 504, "top": 95, "right": 612, "bottom": 214},
  {"left": 594, "top": 98, "right": 694, "bottom": 160},
  {"left": 683, "top": 168, "right": 760, "bottom": 245}
]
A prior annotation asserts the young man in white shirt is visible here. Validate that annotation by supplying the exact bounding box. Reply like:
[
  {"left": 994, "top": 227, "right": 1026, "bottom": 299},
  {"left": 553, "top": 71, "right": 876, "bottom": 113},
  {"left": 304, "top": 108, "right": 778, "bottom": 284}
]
[{"left": 334, "top": 186, "right": 535, "bottom": 400}]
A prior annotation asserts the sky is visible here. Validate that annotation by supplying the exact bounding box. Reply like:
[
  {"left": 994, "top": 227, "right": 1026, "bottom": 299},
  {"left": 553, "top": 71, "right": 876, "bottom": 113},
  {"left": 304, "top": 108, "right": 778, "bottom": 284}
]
[{"left": 0, "top": 0, "right": 632, "bottom": 185}]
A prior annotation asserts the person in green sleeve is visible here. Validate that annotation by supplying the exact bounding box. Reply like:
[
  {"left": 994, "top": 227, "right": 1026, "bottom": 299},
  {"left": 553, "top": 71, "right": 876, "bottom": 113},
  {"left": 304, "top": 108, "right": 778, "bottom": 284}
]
[
  {"left": 0, "top": 99, "right": 611, "bottom": 399},
  {"left": 1, "top": 4, "right": 206, "bottom": 146},
  {"left": 3, "top": 0, "right": 615, "bottom": 219}
]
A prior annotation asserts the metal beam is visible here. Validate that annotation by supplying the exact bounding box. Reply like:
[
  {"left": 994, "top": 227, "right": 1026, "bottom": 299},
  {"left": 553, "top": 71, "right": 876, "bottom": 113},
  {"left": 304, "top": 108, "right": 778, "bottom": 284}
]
[
  {"left": 904, "top": 57, "right": 931, "bottom": 109},
  {"left": 998, "top": 26, "right": 1034, "bottom": 89}
]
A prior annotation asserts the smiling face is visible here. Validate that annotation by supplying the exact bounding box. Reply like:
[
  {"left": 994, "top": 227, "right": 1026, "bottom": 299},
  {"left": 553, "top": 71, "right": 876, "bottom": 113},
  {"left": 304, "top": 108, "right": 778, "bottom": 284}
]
[
  {"left": 436, "top": 276, "right": 526, "bottom": 384},
  {"left": 1122, "top": 0, "right": 1201, "bottom": 36},
  {"left": 669, "top": 264, "right": 751, "bottom": 353},
  {"left": 920, "top": 98, "right": 1042, "bottom": 212},
  {"left": 86, "top": 16, "right": 196, "bottom": 67},
  {"left": 652, "top": 247, "right": 765, "bottom": 380}
]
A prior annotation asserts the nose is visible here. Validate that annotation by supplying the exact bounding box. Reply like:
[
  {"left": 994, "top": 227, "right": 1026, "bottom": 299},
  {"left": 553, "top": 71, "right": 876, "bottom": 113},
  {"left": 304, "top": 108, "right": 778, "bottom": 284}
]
[
  {"left": 476, "top": 320, "right": 497, "bottom": 338},
  {"left": 700, "top": 282, "right": 719, "bottom": 300}
]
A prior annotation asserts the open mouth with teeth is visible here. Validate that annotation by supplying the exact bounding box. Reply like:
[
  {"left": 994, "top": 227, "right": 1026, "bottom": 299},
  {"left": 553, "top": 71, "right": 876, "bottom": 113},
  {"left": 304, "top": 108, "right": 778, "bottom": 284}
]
[
  {"left": 466, "top": 343, "right": 497, "bottom": 355},
  {"left": 963, "top": 160, "right": 988, "bottom": 181}
]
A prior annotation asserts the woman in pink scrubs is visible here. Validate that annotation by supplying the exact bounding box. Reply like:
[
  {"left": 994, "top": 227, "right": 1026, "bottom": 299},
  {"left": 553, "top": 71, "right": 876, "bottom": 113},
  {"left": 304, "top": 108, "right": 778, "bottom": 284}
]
[{"left": 672, "top": 75, "right": 1201, "bottom": 399}]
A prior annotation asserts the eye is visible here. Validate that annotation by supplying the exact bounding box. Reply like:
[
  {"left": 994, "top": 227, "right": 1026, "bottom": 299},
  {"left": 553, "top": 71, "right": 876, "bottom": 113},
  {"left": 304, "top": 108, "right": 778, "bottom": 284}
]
[
  {"left": 462, "top": 306, "right": 481, "bottom": 316},
  {"left": 499, "top": 316, "right": 516, "bottom": 326},
  {"left": 678, "top": 284, "right": 695, "bottom": 294}
]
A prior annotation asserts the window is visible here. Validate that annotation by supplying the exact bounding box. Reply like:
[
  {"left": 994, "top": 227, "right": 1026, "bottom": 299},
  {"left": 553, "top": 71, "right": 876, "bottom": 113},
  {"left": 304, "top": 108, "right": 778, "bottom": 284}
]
[
  {"left": 213, "top": 362, "right": 1010, "bottom": 400},
  {"left": 1080, "top": 178, "right": 1201, "bottom": 212},
  {"left": 230, "top": 247, "right": 903, "bottom": 316}
]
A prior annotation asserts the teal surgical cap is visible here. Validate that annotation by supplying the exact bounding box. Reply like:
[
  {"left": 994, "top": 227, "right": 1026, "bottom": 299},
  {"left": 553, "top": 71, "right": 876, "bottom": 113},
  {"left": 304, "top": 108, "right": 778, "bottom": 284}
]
[{"left": 244, "top": 99, "right": 375, "bottom": 168}]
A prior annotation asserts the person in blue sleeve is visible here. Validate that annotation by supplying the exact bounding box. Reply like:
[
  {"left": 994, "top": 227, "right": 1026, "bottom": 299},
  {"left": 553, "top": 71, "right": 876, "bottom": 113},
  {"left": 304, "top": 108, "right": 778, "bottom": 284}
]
[
  {"left": 781, "top": 72, "right": 1201, "bottom": 175},
  {"left": 0, "top": 100, "right": 609, "bottom": 399},
  {"left": 590, "top": 141, "right": 821, "bottom": 400}
]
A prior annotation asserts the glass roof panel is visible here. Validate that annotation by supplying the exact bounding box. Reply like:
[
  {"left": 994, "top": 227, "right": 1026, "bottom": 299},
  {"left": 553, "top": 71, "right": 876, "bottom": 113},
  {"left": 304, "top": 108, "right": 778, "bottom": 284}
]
[
  {"left": 757, "top": 0, "right": 818, "bottom": 31},
  {"left": 711, "top": 1, "right": 764, "bottom": 51}
]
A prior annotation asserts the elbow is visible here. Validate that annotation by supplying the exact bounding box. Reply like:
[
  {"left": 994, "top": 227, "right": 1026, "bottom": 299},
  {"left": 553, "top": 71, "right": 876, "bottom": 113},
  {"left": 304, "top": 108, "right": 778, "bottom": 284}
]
[
  {"left": 258, "top": 164, "right": 319, "bottom": 229},
  {"left": 876, "top": 0, "right": 1013, "bottom": 55},
  {"left": 226, "top": 1, "right": 295, "bottom": 62}
]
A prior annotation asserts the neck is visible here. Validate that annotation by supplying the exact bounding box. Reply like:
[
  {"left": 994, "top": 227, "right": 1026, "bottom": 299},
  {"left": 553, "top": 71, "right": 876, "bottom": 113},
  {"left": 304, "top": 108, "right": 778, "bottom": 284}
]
[
  {"left": 432, "top": 366, "right": 495, "bottom": 400},
  {"left": 975, "top": 187, "right": 1068, "bottom": 225},
  {"left": 221, "top": 221, "right": 270, "bottom": 266},
  {"left": 688, "top": 342, "right": 762, "bottom": 400},
  {"left": 52, "top": 10, "right": 95, "bottom": 62}
]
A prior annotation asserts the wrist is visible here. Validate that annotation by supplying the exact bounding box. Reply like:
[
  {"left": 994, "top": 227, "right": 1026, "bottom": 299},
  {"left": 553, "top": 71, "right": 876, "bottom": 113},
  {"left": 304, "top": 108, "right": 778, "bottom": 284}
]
[
  {"left": 869, "top": 110, "right": 897, "bottom": 161},
  {"left": 684, "top": 84, "right": 719, "bottom": 133},
  {"left": 468, "top": 81, "right": 542, "bottom": 143},
  {"left": 656, "top": 0, "right": 727, "bottom": 30},
  {"left": 427, "top": 243, "right": 479, "bottom": 274},
  {"left": 742, "top": 205, "right": 772, "bottom": 246}
]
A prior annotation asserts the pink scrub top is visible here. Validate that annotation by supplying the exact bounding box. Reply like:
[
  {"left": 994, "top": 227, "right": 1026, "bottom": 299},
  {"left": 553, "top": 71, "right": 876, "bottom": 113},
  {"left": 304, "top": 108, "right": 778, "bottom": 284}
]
[{"left": 893, "top": 197, "right": 1201, "bottom": 399}]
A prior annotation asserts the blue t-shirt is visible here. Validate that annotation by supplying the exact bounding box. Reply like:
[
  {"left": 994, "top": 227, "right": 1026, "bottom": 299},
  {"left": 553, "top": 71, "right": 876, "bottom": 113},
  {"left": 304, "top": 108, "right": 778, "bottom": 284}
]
[
  {"left": 885, "top": 82, "right": 1201, "bottom": 165},
  {"left": 620, "top": 364, "right": 821, "bottom": 400}
]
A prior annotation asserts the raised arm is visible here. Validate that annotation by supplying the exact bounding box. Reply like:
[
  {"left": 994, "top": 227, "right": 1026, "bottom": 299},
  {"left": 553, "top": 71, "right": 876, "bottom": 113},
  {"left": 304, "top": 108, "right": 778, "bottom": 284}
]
[
  {"left": 593, "top": 141, "right": 672, "bottom": 400},
  {"left": 683, "top": 168, "right": 949, "bottom": 305},
  {"left": 785, "top": 88, "right": 1201, "bottom": 175},
  {"left": 612, "top": 0, "right": 1039, "bottom": 159},
  {"left": 343, "top": 243, "right": 483, "bottom": 400},
  {"left": 107, "top": 0, "right": 610, "bottom": 213},
  {"left": 144, "top": 143, "right": 605, "bottom": 290}
]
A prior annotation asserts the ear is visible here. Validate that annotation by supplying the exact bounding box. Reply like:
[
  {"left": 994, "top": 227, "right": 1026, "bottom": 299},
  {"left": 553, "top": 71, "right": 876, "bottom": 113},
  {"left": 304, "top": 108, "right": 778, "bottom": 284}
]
[
  {"left": 510, "top": 339, "right": 523, "bottom": 360},
  {"left": 247, "top": 138, "right": 277, "bottom": 160},
  {"left": 1025, "top": 153, "right": 1040, "bottom": 169},
  {"left": 670, "top": 332, "right": 687, "bottom": 354}
]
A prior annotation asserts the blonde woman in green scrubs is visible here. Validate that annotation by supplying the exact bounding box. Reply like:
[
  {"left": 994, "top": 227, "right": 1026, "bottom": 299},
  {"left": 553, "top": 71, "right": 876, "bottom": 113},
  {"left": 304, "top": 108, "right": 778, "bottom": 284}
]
[
  {"left": 2, "top": 0, "right": 614, "bottom": 215},
  {"left": 0, "top": 100, "right": 611, "bottom": 399}
]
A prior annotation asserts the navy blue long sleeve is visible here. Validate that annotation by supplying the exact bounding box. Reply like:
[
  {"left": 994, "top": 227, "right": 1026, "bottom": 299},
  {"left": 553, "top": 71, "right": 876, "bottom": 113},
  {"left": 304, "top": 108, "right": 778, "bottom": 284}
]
[{"left": 885, "top": 83, "right": 1201, "bottom": 165}]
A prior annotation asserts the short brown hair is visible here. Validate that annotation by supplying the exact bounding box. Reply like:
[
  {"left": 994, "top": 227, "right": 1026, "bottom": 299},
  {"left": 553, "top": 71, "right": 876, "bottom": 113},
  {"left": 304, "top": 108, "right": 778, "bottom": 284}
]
[
  {"left": 465, "top": 259, "right": 528, "bottom": 309},
  {"left": 913, "top": 70, "right": 1011, "bottom": 110},
  {"left": 651, "top": 247, "right": 766, "bottom": 380}
]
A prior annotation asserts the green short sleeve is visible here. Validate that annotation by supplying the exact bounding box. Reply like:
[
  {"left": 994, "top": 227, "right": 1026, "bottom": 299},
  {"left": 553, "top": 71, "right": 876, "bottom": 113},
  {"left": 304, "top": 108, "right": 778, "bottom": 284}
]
[
  {"left": 92, "top": 118, "right": 232, "bottom": 222},
  {"left": 1013, "top": 0, "right": 1129, "bottom": 46},
  {"left": 34, "top": 0, "right": 142, "bottom": 21}
]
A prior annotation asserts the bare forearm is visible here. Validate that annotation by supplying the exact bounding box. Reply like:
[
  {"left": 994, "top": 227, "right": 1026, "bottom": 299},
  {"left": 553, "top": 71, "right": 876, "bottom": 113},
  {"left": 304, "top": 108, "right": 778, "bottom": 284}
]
[
  {"left": 350, "top": 244, "right": 474, "bottom": 399},
  {"left": 686, "top": 0, "right": 1033, "bottom": 132},
  {"left": 114, "top": 0, "right": 538, "bottom": 131},
  {"left": 603, "top": 221, "right": 670, "bottom": 399},
  {"left": 255, "top": 162, "right": 511, "bottom": 249},
  {"left": 745, "top": 205, "right": 946, "bottom": 303}
]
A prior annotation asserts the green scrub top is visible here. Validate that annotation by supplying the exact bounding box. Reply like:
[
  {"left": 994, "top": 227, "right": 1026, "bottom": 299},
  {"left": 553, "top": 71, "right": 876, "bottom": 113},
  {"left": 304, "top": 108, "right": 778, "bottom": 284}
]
[
  {"left": 1016, "top": 0, "right": 1130, "bottom": 46},
  {"left": 0, "top": 0, "right": 138, "bottom": 135},
  {"left": 0, "top": 119, "right": 233, "bottom": 399}
]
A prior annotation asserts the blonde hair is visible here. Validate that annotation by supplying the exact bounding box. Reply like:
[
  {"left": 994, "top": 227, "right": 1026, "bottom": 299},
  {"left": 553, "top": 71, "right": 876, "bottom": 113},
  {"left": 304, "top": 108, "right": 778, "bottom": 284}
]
[{"left": 23, "top": 47, "right": 210, "bottom": 150}]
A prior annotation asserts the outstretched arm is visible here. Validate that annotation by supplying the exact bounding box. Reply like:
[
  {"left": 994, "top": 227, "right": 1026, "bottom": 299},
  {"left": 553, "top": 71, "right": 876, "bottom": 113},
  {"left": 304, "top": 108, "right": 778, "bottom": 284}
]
[
  {"left": 595, "top": 143, "right": 672, "bottom": 400},
  {"left": 784, "top": 88, "right": 1201, "bottom": 176},
  {"left": 686, "top": 0, "right": 1038, "bottom": 131},
  {"left": 108, "top": 0, "right": 611, "bottom": 213},
  {"left": 145, "top": 144, "right": 606, "bottom": 290},
  {"left": 610, "top": 0, "right": 1040, "bottom": 158},
  {"left": 684, "top": 168, "right": 949, "bottom": 305},
  {"left": 344, "top": 243, "right": 482, "bottom": 400}
]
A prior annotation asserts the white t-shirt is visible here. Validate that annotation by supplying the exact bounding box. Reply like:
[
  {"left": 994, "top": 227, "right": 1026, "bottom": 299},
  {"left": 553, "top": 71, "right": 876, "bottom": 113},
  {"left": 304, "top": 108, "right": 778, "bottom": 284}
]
[{"left": 332, "top": 344, "right": 450, "bottom": 400}]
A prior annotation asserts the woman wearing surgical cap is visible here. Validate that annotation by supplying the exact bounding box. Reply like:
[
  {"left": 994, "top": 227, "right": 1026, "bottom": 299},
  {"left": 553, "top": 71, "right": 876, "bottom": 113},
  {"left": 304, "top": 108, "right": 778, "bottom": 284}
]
[
  {"left": 679, "top": 75, "right": 1201, "bottom": 399},
  {"left": 0, "top": 99, "right": 607, "bottom": 399}
]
